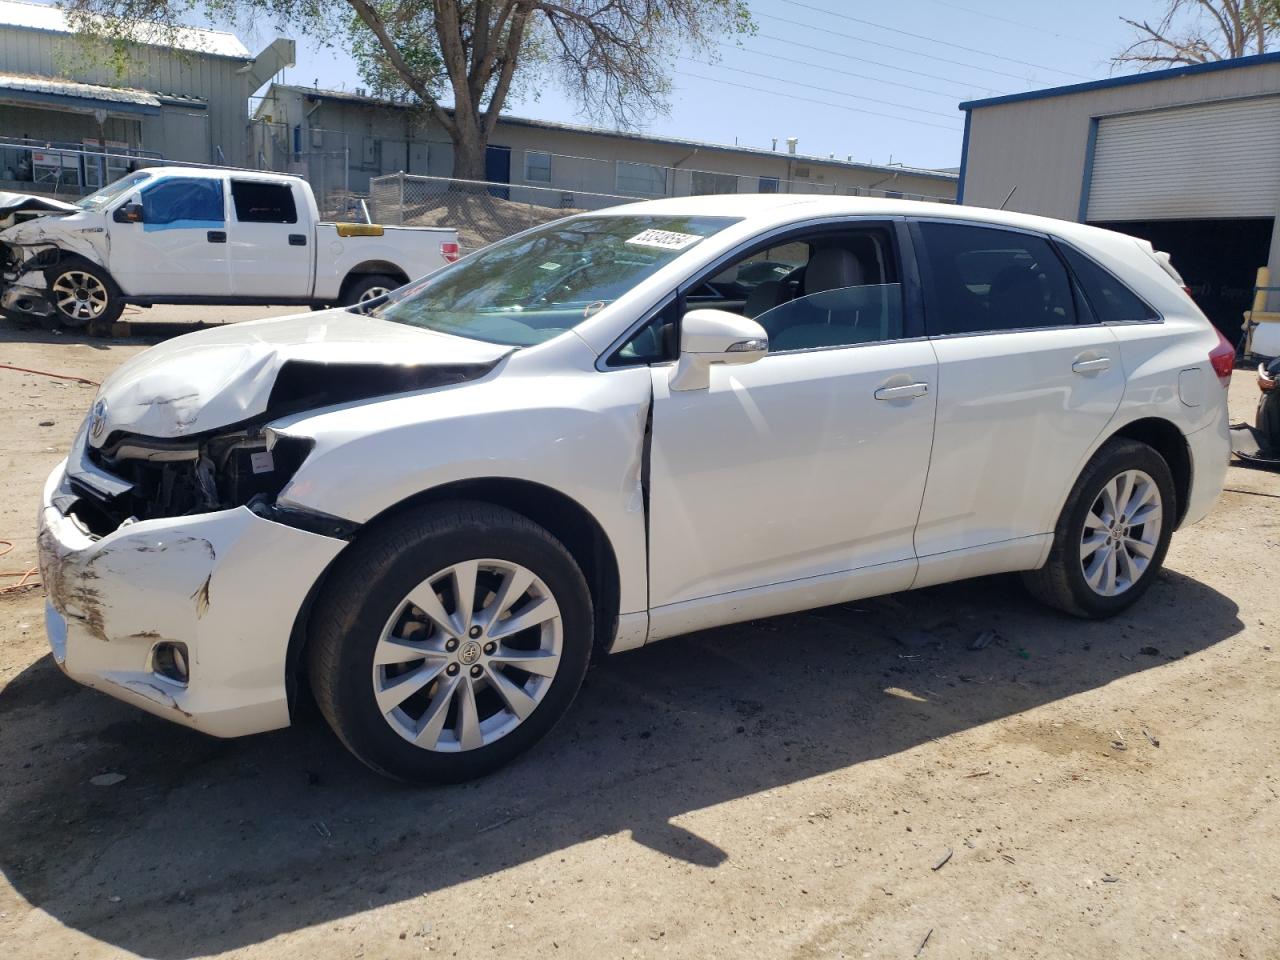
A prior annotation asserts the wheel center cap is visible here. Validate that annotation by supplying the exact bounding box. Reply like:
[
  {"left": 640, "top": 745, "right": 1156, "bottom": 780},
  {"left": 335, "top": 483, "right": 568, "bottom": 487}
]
[{"left": 458, "top": 640, "right": 482, "bottom": 666}]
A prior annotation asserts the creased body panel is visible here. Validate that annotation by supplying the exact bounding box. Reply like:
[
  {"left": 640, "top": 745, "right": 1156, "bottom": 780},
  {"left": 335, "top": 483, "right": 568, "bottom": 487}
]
[
  {"left": 38, "top": 463, "right": 344, "bottom": 736},
  {"left": 274, "top": 350, "right": 654, "bottom": 618}
]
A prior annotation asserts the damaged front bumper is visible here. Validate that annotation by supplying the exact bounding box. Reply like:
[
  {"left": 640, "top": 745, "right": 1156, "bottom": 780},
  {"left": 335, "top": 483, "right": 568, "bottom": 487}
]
[
  {"left": 1, "top": 279, "right": 53, "bottom": 320},
  {"left": 37, "top": 460, "right": 346, "bottom": 737}
]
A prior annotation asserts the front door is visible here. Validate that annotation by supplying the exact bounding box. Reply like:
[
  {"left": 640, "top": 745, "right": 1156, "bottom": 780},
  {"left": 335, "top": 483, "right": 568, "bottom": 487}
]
[
  {"left": 909, "top": 219, "right": 1125, "bottom": 559},
  {"left": 644, "top": 222, "right": 939, "bottom": 635},
  {"left": 109, "top": 175, "right": 230, "bottom": 296},
  {"left": 485, "top": 145, "right": 511, "bottom": 199}
]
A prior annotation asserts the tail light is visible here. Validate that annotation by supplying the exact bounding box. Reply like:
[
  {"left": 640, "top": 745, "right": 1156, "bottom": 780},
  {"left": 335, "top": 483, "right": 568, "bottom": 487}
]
[
  {"left": 1208, "top": 329, "right": 1235, "bottom": 387},
  {"left": 440, "top": 241, "right": 460, "bottom": 263}
]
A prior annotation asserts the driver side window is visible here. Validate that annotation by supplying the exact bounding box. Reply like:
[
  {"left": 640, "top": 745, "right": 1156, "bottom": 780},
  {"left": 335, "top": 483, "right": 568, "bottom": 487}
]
[{"left": 700, "top": 227, "right": 905, "bottom": 353}]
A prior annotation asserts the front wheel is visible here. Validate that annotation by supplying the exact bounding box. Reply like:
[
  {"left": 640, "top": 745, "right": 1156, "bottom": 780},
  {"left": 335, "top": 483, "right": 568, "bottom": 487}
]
[
  {"left": 1022, "top": 438, "right": 1176, "bottom": 619},
  {"left": 45, "top": 259, "right": 124, "bottom": 328},
  {"left": 307, "top": 502, "right": 593, "bottom": 783}
]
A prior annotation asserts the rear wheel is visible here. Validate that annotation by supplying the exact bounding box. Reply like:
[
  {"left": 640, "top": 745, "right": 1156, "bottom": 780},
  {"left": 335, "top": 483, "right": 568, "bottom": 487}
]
[
  {"left": 1022, "top": 438, "right": 1175, "bottom": 619},
  {"left": 341, "top": 274, "right": 399, "bottom": 312},
  {"left": 307, "top": 502, "right": 593, "bottom": 783},
  {"left": 45, "top": 260, "right": 123, "bottom": 328}
]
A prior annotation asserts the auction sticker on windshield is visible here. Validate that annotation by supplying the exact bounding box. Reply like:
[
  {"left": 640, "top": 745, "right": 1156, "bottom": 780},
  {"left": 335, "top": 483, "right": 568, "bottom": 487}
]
[{"left": 626, "top": 229, "right": 703, "bottom": 251}]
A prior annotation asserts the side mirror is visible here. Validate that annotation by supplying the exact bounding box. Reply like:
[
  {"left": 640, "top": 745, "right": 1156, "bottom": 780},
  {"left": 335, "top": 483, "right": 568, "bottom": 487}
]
[
  {"left": 113, "top": 202, "right": 144, "bottom": 224},
  {"left": 669, "top": 308, "right": 769, "bottom": 391}
]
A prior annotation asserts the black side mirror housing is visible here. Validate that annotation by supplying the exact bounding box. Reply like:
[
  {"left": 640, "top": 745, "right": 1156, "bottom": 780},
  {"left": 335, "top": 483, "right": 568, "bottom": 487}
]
[{"left": 113, "top": 202, "right": 144, "bottom": 224}]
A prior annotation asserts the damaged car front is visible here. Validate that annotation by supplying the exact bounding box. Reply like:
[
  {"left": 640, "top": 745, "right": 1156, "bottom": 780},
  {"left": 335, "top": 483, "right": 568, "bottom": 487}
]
[
  {"left": 37, "top": 310, "right": 516, "bottom": 735},
  {"left": 0, "top": 183, "right": 111, "bottom": 324}
]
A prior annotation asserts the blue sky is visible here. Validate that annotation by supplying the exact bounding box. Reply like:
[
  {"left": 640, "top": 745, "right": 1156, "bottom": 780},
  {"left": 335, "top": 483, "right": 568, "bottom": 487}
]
[{"left": 254, "top": 0, "right": 1162, "bottom": 170}]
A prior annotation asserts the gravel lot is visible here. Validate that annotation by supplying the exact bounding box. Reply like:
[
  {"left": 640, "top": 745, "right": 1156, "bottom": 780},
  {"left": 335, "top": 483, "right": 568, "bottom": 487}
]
[{"left": 1, "top": 316, "right": 1277, "bottom": 960}]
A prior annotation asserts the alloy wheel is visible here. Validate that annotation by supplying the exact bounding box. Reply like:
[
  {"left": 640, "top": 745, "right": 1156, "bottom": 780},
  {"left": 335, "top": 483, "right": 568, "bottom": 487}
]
[
  {"left": 371, "top": 559, "right": 563, "bottom": 752},
  {"left": 51, "top": 270, "right": 109, "bottom": 323},
  {"left": 357, "top": 286, "right": 391, "bottom": 307},
  {"left": 1079, "top": 468, "right": 1163, "bottom": 597}
]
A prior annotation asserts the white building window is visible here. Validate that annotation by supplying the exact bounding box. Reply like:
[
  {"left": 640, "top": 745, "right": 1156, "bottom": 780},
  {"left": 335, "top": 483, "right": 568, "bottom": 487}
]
[
  {"left": 525, "top": 150, "right": 552, "bottom": 184},
  {"left": 616, "top": 161, "right": 667, "bottom": 196}
]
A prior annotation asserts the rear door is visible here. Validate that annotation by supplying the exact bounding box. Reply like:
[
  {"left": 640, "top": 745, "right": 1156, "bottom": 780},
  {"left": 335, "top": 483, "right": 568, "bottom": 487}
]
[
  {"left": 910, "top": 219, "right": 1124, "bottom": 560},
  {"left": 109, "top": 175, "right": 230, "bottom": 296},
  {"left": 226, "top": 179, "right": 312, "bottom": 299}
]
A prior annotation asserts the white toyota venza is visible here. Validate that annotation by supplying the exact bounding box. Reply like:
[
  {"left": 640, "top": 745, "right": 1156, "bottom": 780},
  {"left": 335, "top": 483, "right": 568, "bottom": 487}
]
[{"left": 37, "top": 196, "right": 1233, "bottom": 782}]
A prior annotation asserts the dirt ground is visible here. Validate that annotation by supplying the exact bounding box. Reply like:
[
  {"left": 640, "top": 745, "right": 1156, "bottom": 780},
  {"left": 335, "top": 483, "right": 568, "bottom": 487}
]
[{"left": 0, "top": 316, "right": 1278, "bottom": 960}]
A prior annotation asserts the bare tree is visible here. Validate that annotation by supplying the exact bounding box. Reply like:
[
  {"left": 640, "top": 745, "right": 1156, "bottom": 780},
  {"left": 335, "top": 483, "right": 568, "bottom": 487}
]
[
  {"left": 63, "top": 0, "right": 753, "bottom": 179},
  {"left": 1115, "top": 0, "right": 1280, "bottom": 69}
]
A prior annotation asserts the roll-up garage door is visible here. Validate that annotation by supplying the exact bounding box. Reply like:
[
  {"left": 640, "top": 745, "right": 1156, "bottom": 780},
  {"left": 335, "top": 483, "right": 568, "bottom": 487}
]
[{"left": 1086, "top": 96, "right": 1280, "bottom": 221}]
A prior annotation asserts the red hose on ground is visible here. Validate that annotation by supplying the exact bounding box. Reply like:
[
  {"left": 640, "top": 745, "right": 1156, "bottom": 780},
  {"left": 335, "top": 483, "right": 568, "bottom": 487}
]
[{"left": 0, "top": 362, "right": 98, "bottom": 386}]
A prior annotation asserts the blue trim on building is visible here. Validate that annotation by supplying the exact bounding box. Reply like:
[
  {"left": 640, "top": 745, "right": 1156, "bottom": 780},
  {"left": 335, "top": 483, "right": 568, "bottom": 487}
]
[
  {"left": 1077, "top": 117, "right": 1100, "bottom": 223},
  {"left": 956, "top": 110, "right": 972, "bottom": 204},
  {"left": 960, "top": 51, "right": 1280, "bottom": 112}
]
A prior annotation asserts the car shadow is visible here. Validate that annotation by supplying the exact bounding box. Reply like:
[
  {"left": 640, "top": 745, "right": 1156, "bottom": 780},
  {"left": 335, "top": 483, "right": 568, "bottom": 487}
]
[{"left": 0, "top": 569, "right": 1242, "bottom": 958}]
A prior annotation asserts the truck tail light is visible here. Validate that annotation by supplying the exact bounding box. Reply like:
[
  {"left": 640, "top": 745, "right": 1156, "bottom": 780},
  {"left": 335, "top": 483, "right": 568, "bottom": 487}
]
[
  {"left": 440, "top": 241, "right": 460, "bottom": 263},
  {"left": 1208, "top": 329, "right": 1236, "bottom": 388}
]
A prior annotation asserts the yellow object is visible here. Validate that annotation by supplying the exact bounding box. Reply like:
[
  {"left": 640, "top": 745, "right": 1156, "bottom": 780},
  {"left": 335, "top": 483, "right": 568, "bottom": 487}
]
[{"left": 335, "top": 223, "right": 385, "bottom": 238}]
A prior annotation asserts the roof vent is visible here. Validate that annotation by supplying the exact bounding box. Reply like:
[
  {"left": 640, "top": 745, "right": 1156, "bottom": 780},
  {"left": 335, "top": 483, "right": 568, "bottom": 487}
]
[{"left": 786, "top": 137, "right": 798, "bottom": 154}]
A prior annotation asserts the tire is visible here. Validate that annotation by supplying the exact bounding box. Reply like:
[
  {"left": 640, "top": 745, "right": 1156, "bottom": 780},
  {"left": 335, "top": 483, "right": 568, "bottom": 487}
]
[
  {"left": 340, "top": 273, "right": 400, "bottom": 312},
  {"left": 44, "top": 258, "right": 124, "bottom": 328},
  {"left": 1022, "top": 438, "right": 1176, "bottom": 619},
  {"left": 307, "top": 501, "right": 593, "bottom": 783}
]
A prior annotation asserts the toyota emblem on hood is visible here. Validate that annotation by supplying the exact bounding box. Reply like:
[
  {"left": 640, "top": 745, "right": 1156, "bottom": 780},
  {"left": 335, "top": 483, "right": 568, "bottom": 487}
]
[{"left": 89, "top": 399, "right": 107, "bottom": 440}]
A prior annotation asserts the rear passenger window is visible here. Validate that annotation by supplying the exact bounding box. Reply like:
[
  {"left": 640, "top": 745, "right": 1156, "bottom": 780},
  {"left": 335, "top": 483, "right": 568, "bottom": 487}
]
[
  {"left": 916, "top": 222, "right": 1076, "bottom": 335},
  {"left": 1059, "top": 244, "right": 1158, "bottom": 324},
  {"left": 231, "top": 180, "right": 297, "bottom": 224}
]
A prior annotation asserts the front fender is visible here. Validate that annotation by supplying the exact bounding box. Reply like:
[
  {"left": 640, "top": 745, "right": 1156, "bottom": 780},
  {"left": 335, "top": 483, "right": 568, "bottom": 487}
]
[{"left": 273, "top": 363, "right": 653, "bottom": 616}]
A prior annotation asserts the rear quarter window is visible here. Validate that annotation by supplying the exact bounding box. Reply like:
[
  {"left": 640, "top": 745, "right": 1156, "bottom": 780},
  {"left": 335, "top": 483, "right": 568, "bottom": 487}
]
[{"left": 1058, "top": 244, "right": 1159, "bottom": 324}]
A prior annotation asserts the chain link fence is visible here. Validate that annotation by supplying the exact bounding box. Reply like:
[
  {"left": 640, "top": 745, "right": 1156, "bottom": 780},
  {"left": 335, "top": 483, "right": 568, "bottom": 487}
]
[{"left": 370, "top": 172, "right": 640, "bottom": 250}]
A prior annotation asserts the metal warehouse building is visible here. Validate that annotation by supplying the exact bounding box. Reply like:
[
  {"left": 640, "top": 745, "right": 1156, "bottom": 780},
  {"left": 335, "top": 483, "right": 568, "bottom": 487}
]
[
  {"left": 0, "top": 0, "right": 292, "bottom": 187},
  {"left": 254, "top": 83, "right": 958, "bottom": 204},
  {"left": 957, "top": 53, "right": 1280, "bottom": 335}
]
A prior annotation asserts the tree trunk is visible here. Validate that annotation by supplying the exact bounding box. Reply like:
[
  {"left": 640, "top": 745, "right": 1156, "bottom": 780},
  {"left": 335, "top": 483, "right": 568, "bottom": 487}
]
[{"left": 450, "top": 114, "right": 488, "bottom": 180}]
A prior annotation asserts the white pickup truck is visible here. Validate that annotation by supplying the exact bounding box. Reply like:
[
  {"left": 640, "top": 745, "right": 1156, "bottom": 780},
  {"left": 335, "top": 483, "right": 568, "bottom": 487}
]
[{"left": 0, "top": 168, "right": 459, "bottom": 328}]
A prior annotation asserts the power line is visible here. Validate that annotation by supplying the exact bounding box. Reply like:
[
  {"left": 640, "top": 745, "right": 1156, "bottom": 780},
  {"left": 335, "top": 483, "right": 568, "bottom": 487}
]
[
  {"left": 920, "top": 0, "right": 1112, "bottom": 49},
  {"left": 777, "top": 0, "right": 1095, "bottom": 79},
  {"left": 721, "top": 41, "right": 979, "bottom": 99},
  {"left": 756, "top": 31, "right": 1009, "bottom": 96},
  {"left": 674, "top": 70, "right": 963, "bottom": 132},
  {"left": 759, "top": 12, "right": 1035, "bottom": 83},
  {"left": 689, "top": 59, "right": 961, "bottom": 119}
]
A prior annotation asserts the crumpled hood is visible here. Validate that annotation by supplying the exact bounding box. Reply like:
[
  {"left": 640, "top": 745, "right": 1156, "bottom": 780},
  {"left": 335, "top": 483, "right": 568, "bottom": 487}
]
[
  {"left": 88, "top": 309, "right": 512, "bottom": 444},
  {"left": 0, "top": 191, "right": 78, "bottom": 222}
]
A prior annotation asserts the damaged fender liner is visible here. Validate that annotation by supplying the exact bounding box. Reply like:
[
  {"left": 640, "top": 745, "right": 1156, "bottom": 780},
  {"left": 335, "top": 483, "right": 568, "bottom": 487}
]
[{"left": 248, "top": 500, "right": 360, "bottom": 540}]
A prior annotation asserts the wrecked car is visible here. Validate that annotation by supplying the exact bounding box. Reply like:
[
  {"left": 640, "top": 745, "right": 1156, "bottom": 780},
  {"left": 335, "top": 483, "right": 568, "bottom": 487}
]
[
  {"left": 0, "top": 167, "right": 459, "bottom": 328},
  {"left": 38, "top": 196, "right": 1231, "bottom": 783}
]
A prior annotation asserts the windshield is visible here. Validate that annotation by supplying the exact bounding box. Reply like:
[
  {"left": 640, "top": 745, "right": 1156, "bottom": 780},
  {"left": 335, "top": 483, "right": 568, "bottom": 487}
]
[
  {"left": 75, "top": 171, "right": 151, "bottom": 211},
  {"left": 375, "top": 214, "right": 740, "bottom": 346}
]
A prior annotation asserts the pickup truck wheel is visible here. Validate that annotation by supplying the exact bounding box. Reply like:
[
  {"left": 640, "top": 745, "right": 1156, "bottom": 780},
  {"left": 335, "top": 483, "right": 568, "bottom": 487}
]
[
  {"left": 342, "top": 274, "right": 399, "bottom": 312},
  {"left": 307, "top": 501, "right": 593, "bottom": 783},
  {"left": 46, "top": 261, "right": 123, "bottom": 328},
  {"left": 1022, "top": 439, "right": 1175, "bottom": 619}
]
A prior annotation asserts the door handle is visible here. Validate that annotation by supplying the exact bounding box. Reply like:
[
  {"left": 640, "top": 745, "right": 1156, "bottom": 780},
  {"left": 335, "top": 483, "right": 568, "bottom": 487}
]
[
  {"left": 288, "top": 233, "right": 307, "bottom": 246},
  {"left": 1071, "top": 356, "right": 1112, "bottom": 374},
  {"left": 874, "top": 382, "right": 930, "bottom": 401},
  {"left": 207, "top": 230, "right": 226, "bottom": 244}
]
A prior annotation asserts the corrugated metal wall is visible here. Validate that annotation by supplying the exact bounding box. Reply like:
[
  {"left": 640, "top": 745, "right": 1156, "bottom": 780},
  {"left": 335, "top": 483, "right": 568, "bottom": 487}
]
[
  {"left": 1087, "top": 97, "right": 1280, "bottom": 221},
  {"left": 0, "top": 27, "right": 251, "bottom": 164}
]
